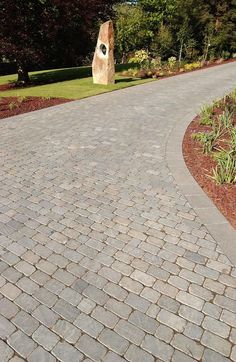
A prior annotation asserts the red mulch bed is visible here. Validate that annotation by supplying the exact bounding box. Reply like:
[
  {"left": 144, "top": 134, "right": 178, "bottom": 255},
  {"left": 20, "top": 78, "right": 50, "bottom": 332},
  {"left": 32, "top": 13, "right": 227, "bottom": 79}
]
[
  {"left": 0, "top": 96, "right": 71, "bottom": 119},
  {"left": 183, "top": 114, "right": 236, "bottom": 229}
]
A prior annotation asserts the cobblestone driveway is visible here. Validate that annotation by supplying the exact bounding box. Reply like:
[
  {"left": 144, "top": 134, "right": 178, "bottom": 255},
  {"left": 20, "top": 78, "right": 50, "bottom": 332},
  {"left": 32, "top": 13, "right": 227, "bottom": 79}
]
[{"left": 0, "top": 62, "right": 236, "bottom": 361}]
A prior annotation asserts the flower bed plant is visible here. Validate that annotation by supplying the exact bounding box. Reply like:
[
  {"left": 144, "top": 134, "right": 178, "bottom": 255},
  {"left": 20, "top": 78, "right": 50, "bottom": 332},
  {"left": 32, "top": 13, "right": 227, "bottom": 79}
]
[
  {"left": 119, "top": 49, "right": 235, "bottom": 79},
  {"left": 183, "top": 90, "right": 236, "bottom": 228},
  {"left": 193, "top": 91, "right": 236, "bottom": 184}
]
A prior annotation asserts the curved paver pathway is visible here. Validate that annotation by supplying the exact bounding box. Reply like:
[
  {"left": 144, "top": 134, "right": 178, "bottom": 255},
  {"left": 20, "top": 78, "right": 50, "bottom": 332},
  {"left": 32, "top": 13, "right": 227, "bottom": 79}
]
[{"left": 0, "top": 62, "right": 236, "bottom": 362}]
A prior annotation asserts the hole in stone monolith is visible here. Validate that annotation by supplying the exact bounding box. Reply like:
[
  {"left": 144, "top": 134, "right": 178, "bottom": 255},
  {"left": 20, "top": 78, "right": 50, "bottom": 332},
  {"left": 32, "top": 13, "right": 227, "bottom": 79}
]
[{"left": 100, "top": 44, "right": 107, "bottom": 56}]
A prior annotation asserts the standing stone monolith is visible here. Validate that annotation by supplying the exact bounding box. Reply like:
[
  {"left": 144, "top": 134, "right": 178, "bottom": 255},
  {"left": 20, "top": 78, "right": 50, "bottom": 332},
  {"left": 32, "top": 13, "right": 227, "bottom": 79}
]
[{"left": 92, "top": 20, "right": 115, "bottom": 85}]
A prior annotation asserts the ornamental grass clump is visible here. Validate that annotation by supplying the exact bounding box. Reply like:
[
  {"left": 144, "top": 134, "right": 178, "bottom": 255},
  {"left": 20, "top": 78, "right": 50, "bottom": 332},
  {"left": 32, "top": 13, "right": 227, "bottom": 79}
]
[
  {"left": 199, "top": 104, "right": 215, "bottom": 125},
  {"left": 192, "top": 122, "right": 223, "bottom": 154},
  {"left": 192, "top": 90, "right": 236, "bottom": 185},
  {"left": 211, "top": 150, "right": 236, "bottom": 185}
]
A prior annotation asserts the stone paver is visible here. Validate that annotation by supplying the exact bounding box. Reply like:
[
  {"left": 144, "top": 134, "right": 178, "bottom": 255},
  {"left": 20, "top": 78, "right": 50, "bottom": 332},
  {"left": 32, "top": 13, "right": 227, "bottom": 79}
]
[{"left": 0, "top": 62, "right": 236, "bottom": 361}]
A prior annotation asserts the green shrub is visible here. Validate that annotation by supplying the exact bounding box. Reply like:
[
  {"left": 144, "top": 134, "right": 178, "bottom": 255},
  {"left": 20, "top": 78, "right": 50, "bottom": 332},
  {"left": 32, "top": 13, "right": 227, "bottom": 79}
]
[
  {"left": 192, "top": 123, "right": 223, "bottom": 154},
  {"left": 168, "top": 56, "right": 177, "bottom": 69},
  {"left": 211, "top": 150, "right": 236, "bottom": 184},
  {"left": 199, "top": 104, "right": 214, "bottom": 125},
  {"left": 218, "top": 110, "right": 233, "bottom": 129}
]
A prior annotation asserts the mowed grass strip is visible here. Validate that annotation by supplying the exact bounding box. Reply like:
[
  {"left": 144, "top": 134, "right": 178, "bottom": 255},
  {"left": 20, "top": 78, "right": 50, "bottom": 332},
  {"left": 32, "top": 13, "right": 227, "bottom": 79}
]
[{"left": 0, "top": 65, "right": 153, "bottom": 100}]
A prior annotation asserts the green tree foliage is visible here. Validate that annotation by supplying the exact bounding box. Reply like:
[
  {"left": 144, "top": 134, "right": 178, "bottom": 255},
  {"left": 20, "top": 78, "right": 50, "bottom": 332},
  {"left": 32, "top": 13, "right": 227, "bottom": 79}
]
[
  {"left": 114, "top": 0, "right": 236, "bottom": 62},
  {"left": 114, "top": 3, "right": 150, "bottom": 61}
]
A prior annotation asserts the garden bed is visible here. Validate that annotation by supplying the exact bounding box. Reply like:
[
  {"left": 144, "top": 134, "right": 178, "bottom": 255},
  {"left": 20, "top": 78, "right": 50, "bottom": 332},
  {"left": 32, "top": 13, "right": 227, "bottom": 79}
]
[
  {"left": 183, "top": 93, "right": 236, "bottom": 228},
  {"left": 0, "top": 96, "right": 71, "bottom": 119},
  {"left": 120, "top": 57, "right": 236, "bottom": 79}
]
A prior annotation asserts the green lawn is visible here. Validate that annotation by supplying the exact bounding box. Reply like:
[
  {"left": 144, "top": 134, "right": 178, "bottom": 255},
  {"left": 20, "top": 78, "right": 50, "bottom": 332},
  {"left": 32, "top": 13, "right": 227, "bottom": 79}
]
[{"left": 0, "top": 65, "right": 153, "bottom": 100}]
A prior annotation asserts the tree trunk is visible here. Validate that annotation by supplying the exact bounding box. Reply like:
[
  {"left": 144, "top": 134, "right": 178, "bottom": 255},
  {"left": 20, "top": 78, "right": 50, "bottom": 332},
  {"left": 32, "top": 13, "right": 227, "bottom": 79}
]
[
  {"left": 121, "top": 52, "right": 127, "bottom": 64},
  {"left": 17, "top": 63, "right": 30, "bottom": 84},
  {"left": 178, "top": 39, "right": 184, "bottom": 65},
  {"left": 204, "top": 43, "right": 210, "bottom": 61}
]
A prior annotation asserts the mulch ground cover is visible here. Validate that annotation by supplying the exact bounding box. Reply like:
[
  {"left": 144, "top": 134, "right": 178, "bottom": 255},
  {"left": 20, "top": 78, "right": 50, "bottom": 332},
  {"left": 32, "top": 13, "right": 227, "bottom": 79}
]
[
  {"left": 0, "top": 96, "right": 71, "bottom": 119},
  {"left": 183, "top": 105, "right": 236, "bottom": 229}
]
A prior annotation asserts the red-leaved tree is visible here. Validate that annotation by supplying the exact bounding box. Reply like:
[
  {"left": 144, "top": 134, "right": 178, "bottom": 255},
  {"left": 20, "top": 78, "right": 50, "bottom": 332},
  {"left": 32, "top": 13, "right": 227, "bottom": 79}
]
[{"left": 0, "top": 0, "right": 121, "bottom": 83}]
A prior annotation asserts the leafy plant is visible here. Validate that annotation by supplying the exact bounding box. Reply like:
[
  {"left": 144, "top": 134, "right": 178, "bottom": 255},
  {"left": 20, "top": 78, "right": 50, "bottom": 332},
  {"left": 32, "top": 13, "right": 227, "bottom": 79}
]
[
  {"left": 168, "top": 56, "right": 177, "bottom": 69},
  {"left": 218, "top": 110, "right": 233, "bottom": 129},
  {"left": 184, "top": 62, "right": 201, "bottom": 71},
  {"left": 128, "top": 50, "right": 150, "bottom": 67},
  {"left": 199, "top": 104, "right": 214, "bottom": 125},
  {"left": 192, "top": 122, "right": 223, "bottom": 154},
  {"left": 230, "top": 128, "right": 236, "bottom": 151},
  {"left": 211, "top": 149, "right": 236, "bottom": 184},
  {"left": 18, "top": 96, "right": 27, "bottom": 104},
  {"left": 8, "top": 101, "right": 18, "bottom": 111}
]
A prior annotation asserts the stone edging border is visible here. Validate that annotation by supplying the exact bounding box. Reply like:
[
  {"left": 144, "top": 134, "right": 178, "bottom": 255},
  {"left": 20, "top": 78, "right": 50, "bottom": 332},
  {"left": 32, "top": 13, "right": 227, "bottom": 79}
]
[{"left": 166, "top": 111, "right": 236, "bottom": 265}]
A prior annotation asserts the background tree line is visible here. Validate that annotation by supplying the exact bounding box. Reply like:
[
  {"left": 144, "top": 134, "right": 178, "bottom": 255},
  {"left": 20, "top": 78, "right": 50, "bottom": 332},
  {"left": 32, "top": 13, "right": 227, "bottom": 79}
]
[
  {"left": 115, "top": 0, "right": 236, "bottom": 63},
  {"left": 0, "top": 0, "right": 235, "bottom": 82}
]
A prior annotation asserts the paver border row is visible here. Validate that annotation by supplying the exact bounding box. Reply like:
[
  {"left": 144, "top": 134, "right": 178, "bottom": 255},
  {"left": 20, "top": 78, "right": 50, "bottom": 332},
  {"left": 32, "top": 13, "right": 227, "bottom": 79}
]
[{"left": 166, "top": 110, "right": 236, "bottom": 265}]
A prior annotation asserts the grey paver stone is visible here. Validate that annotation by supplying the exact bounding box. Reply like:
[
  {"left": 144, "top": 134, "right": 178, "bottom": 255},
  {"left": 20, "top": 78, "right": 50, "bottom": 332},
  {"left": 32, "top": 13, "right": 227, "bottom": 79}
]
[
  {"left": 53, "top": 298, "right": 79, "bottom": 322},
  {"left": 12, "top": 310, "right": 39, "bottom": 336},
  {"left": 153, "top": 280, "right": 178, "bottom": 298},
  {"left": 105, "top": 298, "right": 132, "bottom": 319},
  {"left": 28, "top": 346, "right": 56, "bottom": 362},
  {"left": 52, "top": 341, "right": 83, "bottom": 362},
  {"left": 7, "top": 330, "right": 37, "bottom": 358},
  {"left": 91, "top": 306, "right": 119, "bottom": 328},
  {"left": 202, "top": 348, "right": 230, "bottom": 362},
  {"left": 103, "top": 282, "right": 128, "bottom": 301},
  {"left": 125, "top": 344, "right": 154, "bottom": 362},
  {"left": 74, "top": 313, "right": 103, "bottom": 338},
  {"left": 129, "top": 310, "right": 158, "bottom": 334},
  {"left": 125, "top": 292, "right": 150, "bottom": 313},
  {"left": 184, "top": 322, "right": 203, "bottom": 341},
  {"left": 103, "top": 351, "right": 126, "bottom": 362},
  {"left": 77, "top": 297, "right": 96, "bottom": 314},
  {"left": 141, "top": 334, "right": 173, "bottom": 361},
  {"left": 53, "top": 319, "right": 81, "bottom": 344},
  {"left": 231, "top": 346, "right": 236, "bottom": 362},
  {"left": 202, "top": 315, "right": 230, "bottom": 338},
  {"left": 1, "top": 282, "right": 21, "bottom": 300},
  {"left": 172, "top": 350, "right": 196, "bottom": 362},
  {"left": 179, "top": 305, "right": 204, "bottom": 325},
  {"left": 176, "top": 291, "right": 204, "bottom": 311},
  {"left": 83, "top": 285, "right": 108, "bottom": 305},
  {"left": 0, "top": 298, "right": 19, "bottom": 318},
  {"left": 17, "top": 277, "right": 39, "bottom": 295},
  {"left": 76, "top": 334, "right": 107, "bottom": 361},
  {"left": 32, "top": 304, "right": 59, "bottom": 328},
  {"left": 0, "top": 315, "right": 16, "bottom": 338},
  {"left": 15, "top": 292, "right": 39, "bottom": 313},
  {"left": 171, "top": 333, "right": 204, "bottom": 360},
  {"left": 32, "top": 325, "right": 60, "bottom": 351},
  {"left": 114, "top": 319, "right": 145, "bottom": 345},
  {"left": 130, "top": 270, "right": 155, "bottom": 287},
  {"left": 119, "top": 276, "right": 143, "bottom": 294},
  {"left": 201, "top": 330, "right": 231, "bottom": 357},
  {"left": 98, "top": 328, "right": 129, "bottom": 355},
  {"left": 0, "top": 340, "right": 14, "bottom": 362},
  {"left": 214, "top": 295, "right": 236, "bottom": 313},
  {"left": 155, "top": 324, "right": 174, "bottom": 343},
  {"left": 158, "top": 295, "right": 180, "bottom": 314},
  {"left": 220, "top": 309, "right": 236, "bottom": 328},
  {"left": 157, "top": 309, "right": 186, "bottom": 332},
  {"left": 15, "top": 260, "right": 36, "bottom": 276},
  {"left": 33, "top": 287, "right": 58, "bottom": 308},
  {"left": 168, "top": 275, "right": 189, "bottom": 291}
]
